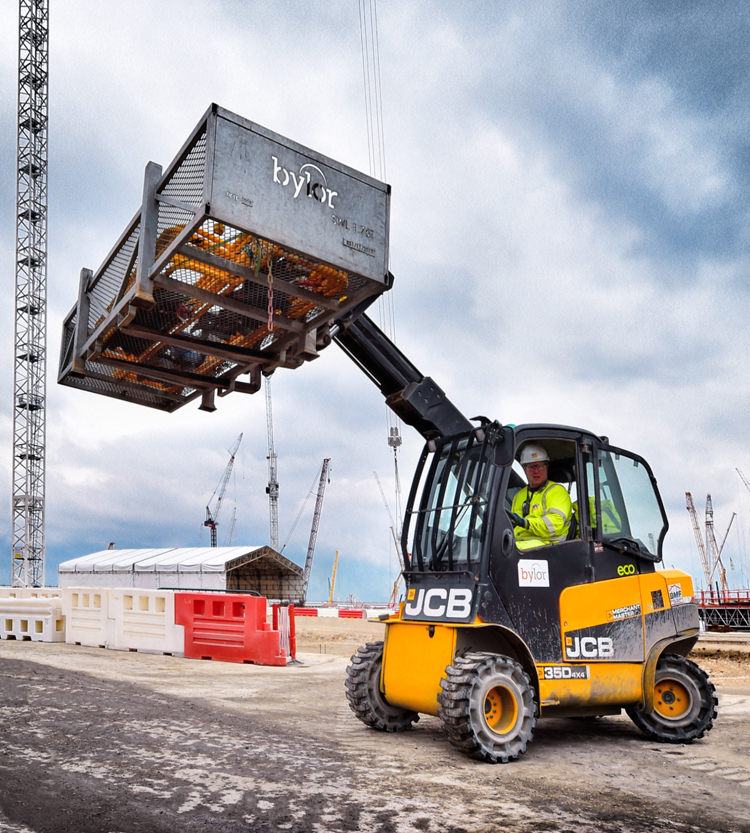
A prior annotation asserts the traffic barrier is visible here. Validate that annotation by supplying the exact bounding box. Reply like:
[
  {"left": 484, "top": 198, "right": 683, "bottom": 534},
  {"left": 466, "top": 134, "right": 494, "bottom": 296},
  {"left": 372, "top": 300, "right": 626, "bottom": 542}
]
[
  {"left": 108, "top": 588, "right": 184, "bottom": 655},
  {"left": 272, "top": 604, "right": 296, "bottom": 662},
  {"left": 60, "top": 588, "right": 114, "bottom": 648},
  {"left": 0, "top": 587, "right": 61, "bottom": 599},
  {"left": 293, "top": 608, "right": 318, "bottom": 617},
  {"left": 366, "top": 608, "right": 394, "bottom": 619},
  {"left": 339, "top": 609, "right": 365, "bottom": 619},
  {"left": 174, "top": 592, "right": 286, "bottom": 666},
  {"left": 316, "top": 607, "right": 339, "bottom": 618},
  {"left": 0, "top": 597, "right": 65, "bottom": 642}
]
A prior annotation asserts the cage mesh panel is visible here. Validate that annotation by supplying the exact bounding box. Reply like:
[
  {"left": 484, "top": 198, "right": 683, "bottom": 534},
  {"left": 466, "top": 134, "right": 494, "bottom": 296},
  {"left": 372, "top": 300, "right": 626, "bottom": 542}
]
[
  {"left": 84, "top": 358, "right": 196, "bottom": 401},
  {"left": 158, "top": 129, "right": 207, "bottom": 207},
  {"left": 155, "top": 203, "right": 196, "bottom": 257},
  {"left": 87, "top": 220, "right": 141, "bottom": 333},
  {"left": 60, "top": 315, "right": 76, "bottom": 371},
  {"left": 101, "top": 289, "right": 249, "bottom": 382}
]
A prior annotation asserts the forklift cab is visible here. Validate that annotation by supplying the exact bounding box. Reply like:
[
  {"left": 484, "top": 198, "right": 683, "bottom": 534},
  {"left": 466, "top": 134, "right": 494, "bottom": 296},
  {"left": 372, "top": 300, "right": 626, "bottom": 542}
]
[{"left": 401, "top": 422, "right": 670, "bottom": 662}]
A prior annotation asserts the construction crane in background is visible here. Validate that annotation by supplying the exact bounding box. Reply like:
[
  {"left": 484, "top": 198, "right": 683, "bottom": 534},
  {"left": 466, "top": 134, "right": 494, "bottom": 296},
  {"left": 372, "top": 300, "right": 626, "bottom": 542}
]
[
  {"left": 686, "top": 492, "right": 731, "bottom": 594},
  {"left": 686, "top": 492, "right": 713, "bottom": 590},
  {"left": 737, "top": 469, "right": 750, "bottom": 496},
  {"left": 12, "top": 0, "right": 49, "bottom": 587},
  {"left": 328, "top": 550, "right": 340, "bottom": 605},
  {"left": 265, "top": 378, "right": 280, "bottom": 550},
  {"left": 374, "top": 471, "right": 404, "bottom": 606},
  {"left": 203, "top": 434, "right": 242, "bottom": 548},
  {"left": 705, "top": 494, "right": 731, "bottom": 594},
  {"left": 301, "top": 458, "right": 330, "bottom": 604}
]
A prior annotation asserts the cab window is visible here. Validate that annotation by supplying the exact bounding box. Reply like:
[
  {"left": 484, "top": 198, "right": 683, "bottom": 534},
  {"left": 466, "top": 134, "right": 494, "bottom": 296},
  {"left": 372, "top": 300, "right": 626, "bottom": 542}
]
[{"left": 594, "top": 448, "right": 665, "bottom": 560}]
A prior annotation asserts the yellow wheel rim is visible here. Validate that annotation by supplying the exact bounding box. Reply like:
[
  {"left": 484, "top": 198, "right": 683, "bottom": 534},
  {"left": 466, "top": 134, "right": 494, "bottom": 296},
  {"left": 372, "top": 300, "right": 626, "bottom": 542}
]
[
  {"left": 484, "top": 685, "right": 519, "bottom": 736},
  {"left": 654, "top": 678, "right": 691, "bottom": 719}
]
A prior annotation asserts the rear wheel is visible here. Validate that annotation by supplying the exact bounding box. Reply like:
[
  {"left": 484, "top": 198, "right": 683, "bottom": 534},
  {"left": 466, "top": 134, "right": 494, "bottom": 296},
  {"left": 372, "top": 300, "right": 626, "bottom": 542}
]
[
  {"left": 438, "top": 652, "right": 536, "bottom": 763},
  {"left": 627, "top": 653, "right": 717, "bottom": 743},
  {"left": 345, "top": 641, "right": 419, "bottom": 732}
]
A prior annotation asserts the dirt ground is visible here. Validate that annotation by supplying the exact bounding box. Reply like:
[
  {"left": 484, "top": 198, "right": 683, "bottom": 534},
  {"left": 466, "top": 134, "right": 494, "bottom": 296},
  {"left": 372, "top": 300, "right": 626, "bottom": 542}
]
[{"left": 1, "top": 620, "right": 749, "bottom": 833}]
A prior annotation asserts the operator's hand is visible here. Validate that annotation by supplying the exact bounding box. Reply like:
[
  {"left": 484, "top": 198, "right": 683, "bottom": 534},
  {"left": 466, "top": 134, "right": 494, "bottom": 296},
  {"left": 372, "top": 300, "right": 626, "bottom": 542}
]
[{"left": 509, "top": 512, "right": 529, "bottom": 530}]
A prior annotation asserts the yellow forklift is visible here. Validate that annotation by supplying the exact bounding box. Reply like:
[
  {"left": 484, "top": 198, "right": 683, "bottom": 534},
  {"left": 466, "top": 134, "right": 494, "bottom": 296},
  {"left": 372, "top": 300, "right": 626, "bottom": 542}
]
[{"left": 339, "top": 314, "right": 717, "bottom": 763}]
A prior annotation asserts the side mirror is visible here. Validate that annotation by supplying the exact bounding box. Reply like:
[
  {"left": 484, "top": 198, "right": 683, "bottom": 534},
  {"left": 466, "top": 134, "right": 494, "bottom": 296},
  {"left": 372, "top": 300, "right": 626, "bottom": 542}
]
[{"left": 492, "top": 424, "right": 516, "bottom": 467}]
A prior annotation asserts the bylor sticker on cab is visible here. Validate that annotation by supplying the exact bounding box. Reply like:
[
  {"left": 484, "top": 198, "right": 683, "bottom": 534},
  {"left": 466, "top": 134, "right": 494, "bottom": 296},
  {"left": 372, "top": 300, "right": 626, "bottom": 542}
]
[{"left": 518, "top": 559, "right": 550, "bottom": 587}]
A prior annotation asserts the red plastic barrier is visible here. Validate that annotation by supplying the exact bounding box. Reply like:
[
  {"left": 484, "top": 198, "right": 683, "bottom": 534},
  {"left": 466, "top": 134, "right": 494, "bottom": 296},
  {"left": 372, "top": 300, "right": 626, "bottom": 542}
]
[
  {"left": 174, "top": 593, "right": 286, "bottom": 666},
  {"left": 293, "top": 608, "right": 319, "bottom": 617},
  {"left": 339, "top": 609, "right": 364, "bottom": 619}
]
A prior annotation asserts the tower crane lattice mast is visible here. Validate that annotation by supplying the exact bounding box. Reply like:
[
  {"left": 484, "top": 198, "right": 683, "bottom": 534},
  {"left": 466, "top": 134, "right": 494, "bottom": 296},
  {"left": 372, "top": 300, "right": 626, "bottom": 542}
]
[
  {"left": 12, "top": 0, "right": 49, "bottom": 587},
  {"left": 302, "top": 459, "right": 330, "bottom": 604},
  {"left": 204, "top": 434, "right": 242, "bottom": 548},
  {"left": 265, "top": 378, "right": 279, "bottom": 550}
]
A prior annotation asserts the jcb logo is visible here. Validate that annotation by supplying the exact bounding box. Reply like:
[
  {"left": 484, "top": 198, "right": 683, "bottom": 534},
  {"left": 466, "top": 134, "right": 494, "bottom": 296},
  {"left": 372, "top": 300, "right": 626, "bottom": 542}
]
[
  {"left": 617, "top": 564, "right": 636, "bottom": 577},
  {"left": 272, "top": 156, "right": 338, "bottom": 208},
  {"left": 403, "top": 588, "right": 473, "bottom": 620},
  {"left": 565, "top": 636, "right": 614, "bottom": 659}
]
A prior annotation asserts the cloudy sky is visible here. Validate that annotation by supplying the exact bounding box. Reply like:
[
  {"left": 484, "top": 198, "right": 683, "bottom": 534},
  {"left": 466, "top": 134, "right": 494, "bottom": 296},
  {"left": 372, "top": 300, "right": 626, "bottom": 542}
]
[{"left": 1, "top": 1, "right": 749, "bottom": 598}]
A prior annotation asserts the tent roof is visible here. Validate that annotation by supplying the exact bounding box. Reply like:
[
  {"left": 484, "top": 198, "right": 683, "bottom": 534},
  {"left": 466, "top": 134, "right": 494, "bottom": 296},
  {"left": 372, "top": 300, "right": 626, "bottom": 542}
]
[{"left": 57, "top": 546, "right": 288, "bottom": 574}]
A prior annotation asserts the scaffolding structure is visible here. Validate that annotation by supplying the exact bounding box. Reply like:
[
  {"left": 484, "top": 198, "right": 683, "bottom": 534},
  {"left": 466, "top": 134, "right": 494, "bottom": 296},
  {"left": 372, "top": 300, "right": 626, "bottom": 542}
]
[{"left": 12, "top": 0, "right": 48, "bottom": 587}]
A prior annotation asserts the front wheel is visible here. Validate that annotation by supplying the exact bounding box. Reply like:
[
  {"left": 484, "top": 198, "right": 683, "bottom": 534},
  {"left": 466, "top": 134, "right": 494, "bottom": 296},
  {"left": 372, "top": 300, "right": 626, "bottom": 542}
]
[
  {"left": 345, "top": 641, "right": 419, "bottom": 732},
  {"left": 627, "top": 653, "right": 717, "bottom": 743},
  {"left": 438, "top": 652, "right": 536, "bottom": 763}
]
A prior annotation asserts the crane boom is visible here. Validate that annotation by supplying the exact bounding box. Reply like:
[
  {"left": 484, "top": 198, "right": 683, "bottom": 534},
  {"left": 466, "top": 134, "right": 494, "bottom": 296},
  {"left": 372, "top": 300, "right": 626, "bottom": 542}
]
[
  {"left": 265, "top": 378, "right": 279, "bottom": 550},
  {"left": 705, "top": 494, "right": 730, "bottom": 593},
  {"left": 204, "top": 433, "right": 242, "bottom": 547},
  {"left": 302, "top": 458, "right": 330, "bottom": 603},
  {"left": 686, "top": 492, "right": 711, "bottom": 589}
]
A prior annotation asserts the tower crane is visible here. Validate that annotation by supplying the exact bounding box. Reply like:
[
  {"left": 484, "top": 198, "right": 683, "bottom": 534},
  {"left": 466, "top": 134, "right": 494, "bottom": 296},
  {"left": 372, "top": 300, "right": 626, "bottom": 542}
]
[
  {"left": 12, "top": 0, "right": 49, "bottom": 587},
  {"left": 203, "top": 433, "right": 242, "bottom": 547},
  {"left": 265, "top": 377, "right": 280, "bottom": 550},
  {"left": 301, "top": 458, "right": 330, "bottom": 604}
]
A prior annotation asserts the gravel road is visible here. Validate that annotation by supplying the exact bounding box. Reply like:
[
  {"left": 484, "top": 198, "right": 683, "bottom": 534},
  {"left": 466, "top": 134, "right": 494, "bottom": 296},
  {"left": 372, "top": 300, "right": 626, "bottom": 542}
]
[{"left": 0, "top": 627, "right": 748, "bottom": 833}]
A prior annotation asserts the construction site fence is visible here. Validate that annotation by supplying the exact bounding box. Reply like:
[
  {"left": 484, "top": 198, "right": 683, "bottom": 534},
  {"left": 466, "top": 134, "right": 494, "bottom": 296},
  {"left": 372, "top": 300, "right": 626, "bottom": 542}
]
[{"left": 698, "top": 590, "right": 750, "bottom": 607}]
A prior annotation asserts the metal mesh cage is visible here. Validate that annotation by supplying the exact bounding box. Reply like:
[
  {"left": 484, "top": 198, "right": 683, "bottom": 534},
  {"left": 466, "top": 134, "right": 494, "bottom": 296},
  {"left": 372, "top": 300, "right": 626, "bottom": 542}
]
[{"left": 59, "top": 105, "right": 391, "bottom": 412}]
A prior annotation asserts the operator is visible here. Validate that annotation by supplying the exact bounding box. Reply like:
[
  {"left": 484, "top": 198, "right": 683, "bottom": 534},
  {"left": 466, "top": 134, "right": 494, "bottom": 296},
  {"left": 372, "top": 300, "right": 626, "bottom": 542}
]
[{"left": 509, "top": 443, "right": 572, "bottom": 550}]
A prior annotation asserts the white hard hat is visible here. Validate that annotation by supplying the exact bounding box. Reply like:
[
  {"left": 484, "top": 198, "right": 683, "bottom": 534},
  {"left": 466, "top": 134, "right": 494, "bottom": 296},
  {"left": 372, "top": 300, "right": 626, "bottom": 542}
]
[{"left": 519, "top": 443, "right": 549, "bottom": 466}]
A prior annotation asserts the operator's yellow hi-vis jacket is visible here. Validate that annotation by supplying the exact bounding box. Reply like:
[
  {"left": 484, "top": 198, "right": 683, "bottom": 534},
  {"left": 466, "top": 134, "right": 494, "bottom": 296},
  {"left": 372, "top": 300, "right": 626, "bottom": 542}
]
[{"left": 511, "top": 480, "right": 572, "bottom": 550}]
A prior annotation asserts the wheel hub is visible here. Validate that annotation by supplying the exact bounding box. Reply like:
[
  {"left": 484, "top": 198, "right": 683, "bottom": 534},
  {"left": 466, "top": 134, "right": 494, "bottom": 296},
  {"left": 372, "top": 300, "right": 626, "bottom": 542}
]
[
  {"left": 483, "top": 685, "right": 519, "bottom": 736},
  {"left": 654, "top": 678, "right": 691, "bottom": 719}
]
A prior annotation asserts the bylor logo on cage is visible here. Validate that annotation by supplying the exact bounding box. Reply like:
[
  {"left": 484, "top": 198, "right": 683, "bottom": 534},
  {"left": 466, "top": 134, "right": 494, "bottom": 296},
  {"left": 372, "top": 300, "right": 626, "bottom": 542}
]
[
  {"left": 271, "top": 156, "right": 338, "bottom": 208},
  {"left": 518, "top": 559, "right": 549, "bottom": 587}
]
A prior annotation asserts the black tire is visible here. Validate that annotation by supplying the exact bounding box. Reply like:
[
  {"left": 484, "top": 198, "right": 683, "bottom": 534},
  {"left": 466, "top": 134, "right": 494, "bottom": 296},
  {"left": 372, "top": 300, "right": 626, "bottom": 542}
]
[
  {"left": 437, "top": 652, "right": 536, "bottom": 763},
  {"left": 627, "top": 653, "right": 717, "bottom": 743},
  {"left": 345, "top": 641, "right": 419, "bottom": 732}
]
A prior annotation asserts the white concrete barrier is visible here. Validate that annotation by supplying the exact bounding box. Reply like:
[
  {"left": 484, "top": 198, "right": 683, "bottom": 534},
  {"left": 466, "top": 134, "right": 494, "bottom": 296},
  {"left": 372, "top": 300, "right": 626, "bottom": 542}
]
[
  {"left": 108, "top": 588, "right": 184, "bottom": 655},
  {"left": 0, "top": 587, "right": 61, "bottom": 599},
  {"left": 0, "top": 597, "right": 65, "bottom": 642},
  {"left": 316, "top": 607, "right": 340, "bottom": 618},
  {"left": 61, "top": 587, "right": 114, "bottom": 648}
]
